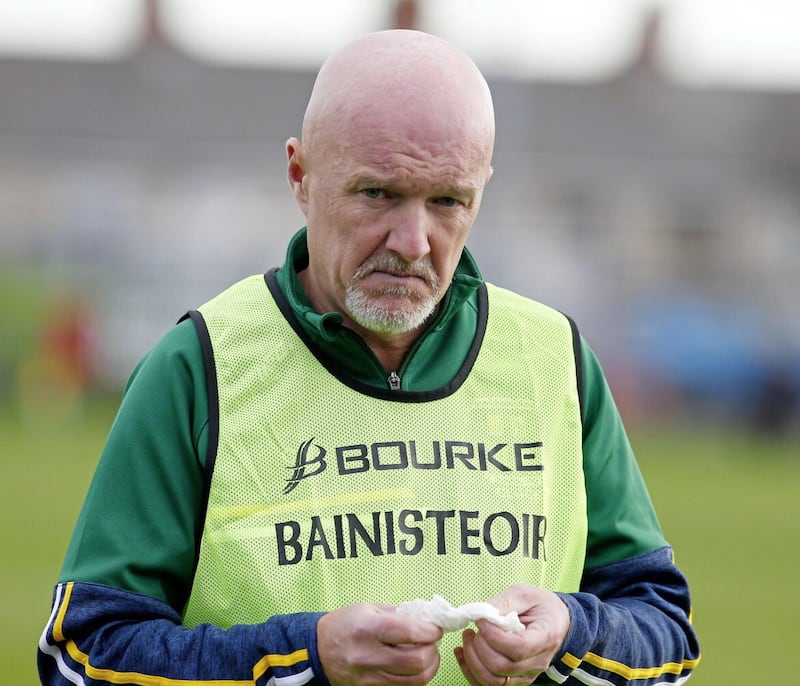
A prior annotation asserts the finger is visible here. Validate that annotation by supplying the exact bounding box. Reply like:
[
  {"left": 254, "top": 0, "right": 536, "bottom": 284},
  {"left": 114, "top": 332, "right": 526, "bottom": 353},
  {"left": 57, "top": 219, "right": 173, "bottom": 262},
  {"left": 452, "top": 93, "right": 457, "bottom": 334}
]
[
  {"left": 382, "top": 642, "right": 442, "bottom": 679},
  {"left": 470, "top": 621, "right": 518, "bottom": 667},
  {"left": 348, "top": 639, "right": 441, "bottom": 683},
  {"left": 460, "top": 628, "right": 511, "bottom": 686},
  {"left": 454, "top": 646, "right": 482, "bottom": 686},
  {"left": 379, "top": 614, "right": 443, "bottom": 646},
  {"left": 468, "top": 622, "right": 548, "bottom": 684},
  {"left": 378, "top": 625, "right": 441, "bottom": 647}
]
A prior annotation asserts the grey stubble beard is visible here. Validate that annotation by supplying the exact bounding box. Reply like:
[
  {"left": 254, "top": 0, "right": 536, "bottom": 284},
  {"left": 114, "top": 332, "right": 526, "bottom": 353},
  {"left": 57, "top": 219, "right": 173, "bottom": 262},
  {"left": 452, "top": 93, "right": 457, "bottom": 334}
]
[{"left": 344, "top": 254, "right": 442, "bottom": 334}]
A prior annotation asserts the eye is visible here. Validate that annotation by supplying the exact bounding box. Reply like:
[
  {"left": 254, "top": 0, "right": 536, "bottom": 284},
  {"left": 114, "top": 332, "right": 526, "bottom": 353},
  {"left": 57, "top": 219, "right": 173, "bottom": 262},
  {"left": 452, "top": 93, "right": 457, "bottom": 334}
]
[
  {"left": 362, "top": 188, "right": 386, "bottom": 200},
  {"left": 435, "top": 196, "right": 459, "bottom": 207}
]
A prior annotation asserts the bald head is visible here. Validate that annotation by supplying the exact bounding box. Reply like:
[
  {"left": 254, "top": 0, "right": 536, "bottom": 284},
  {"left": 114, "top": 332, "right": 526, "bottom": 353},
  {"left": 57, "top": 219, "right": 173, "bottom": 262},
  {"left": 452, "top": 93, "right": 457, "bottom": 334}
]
[
  {"left": 301, "top": 30, "right": 495, "bottom": 164},
  {"left": 285, "top": 31, "right": 495, "bottom": 354}
]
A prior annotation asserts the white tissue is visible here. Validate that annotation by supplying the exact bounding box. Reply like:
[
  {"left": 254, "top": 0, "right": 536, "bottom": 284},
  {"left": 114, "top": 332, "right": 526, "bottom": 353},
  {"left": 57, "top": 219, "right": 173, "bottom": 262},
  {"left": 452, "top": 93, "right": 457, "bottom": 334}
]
[{"left": 396, "top": 594, "right": 525, "bottom": 634}]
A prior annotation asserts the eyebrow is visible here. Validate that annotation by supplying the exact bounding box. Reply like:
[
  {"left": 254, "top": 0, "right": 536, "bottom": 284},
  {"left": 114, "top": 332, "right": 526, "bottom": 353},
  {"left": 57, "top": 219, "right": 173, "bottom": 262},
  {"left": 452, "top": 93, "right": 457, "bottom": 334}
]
[
  {"left": 349, "top": 175, "right": 390, "bottom": 189},
  {"left": 348, "top": 174, "right": 478, "bottom": 201}
]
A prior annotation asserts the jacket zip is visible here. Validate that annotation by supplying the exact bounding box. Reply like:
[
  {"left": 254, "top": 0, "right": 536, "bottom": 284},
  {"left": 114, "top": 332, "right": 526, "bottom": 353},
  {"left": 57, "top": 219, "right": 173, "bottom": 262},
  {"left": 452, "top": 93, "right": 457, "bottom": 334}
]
[{"left": 387, "top": 371, "right": 401, "bottom": 391}]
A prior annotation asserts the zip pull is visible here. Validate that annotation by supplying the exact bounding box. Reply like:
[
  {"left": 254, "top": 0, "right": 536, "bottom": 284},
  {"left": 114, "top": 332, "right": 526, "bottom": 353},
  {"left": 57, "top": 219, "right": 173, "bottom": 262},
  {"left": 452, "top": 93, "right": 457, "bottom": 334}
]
[{"left": 387, "top": 371, "right": 401, "bottom": 391}]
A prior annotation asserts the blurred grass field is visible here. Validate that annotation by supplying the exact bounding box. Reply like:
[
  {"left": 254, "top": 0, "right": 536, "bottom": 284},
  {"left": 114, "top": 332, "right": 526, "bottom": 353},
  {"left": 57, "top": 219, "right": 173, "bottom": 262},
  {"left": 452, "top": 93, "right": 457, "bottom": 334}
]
[{"left": 2, "top": 399, "right": 798, "bottom": 684}]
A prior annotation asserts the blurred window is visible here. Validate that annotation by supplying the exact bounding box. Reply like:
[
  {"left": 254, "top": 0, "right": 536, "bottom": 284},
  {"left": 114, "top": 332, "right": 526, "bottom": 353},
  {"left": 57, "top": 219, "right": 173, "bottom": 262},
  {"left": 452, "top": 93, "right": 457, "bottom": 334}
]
[
  {"left": 159, "top": 0, "right": 390, "bottom": 69},
  {"left": 660, "top": 0, "right": 800, "bottom": 90},
  {"left": 0, "top": 0, "right": 799, "bottom": 89},
  {"left": 421, "top": 0, "right": 647, "bottom": 81},
  {"left": 0, "top": 0, "right": 144, "bottom": 60}
]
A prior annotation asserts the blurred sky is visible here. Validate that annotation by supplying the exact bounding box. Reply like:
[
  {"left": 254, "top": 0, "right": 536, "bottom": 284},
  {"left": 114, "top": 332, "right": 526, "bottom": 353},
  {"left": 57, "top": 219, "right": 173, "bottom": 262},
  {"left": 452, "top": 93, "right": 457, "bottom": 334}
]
[{"left": 1, "top": 0, "right": 800, "bottom": 88}]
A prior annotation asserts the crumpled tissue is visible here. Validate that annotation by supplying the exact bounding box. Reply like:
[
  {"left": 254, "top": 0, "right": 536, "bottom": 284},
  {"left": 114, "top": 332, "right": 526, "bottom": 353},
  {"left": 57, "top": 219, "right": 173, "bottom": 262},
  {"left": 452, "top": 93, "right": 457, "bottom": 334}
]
[{"left": 396, "top": 594, "right": 525, "bottom": 634}]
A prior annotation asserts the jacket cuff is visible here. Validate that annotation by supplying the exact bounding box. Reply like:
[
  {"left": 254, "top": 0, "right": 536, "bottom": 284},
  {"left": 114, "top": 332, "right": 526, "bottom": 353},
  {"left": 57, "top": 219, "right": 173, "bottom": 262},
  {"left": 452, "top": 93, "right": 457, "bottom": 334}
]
[
  {"left": 547, "top": 592, "right": 594, "bottom": 681},
  {"left": 297, "top": 611, "right": 329, "bottom": 685}
]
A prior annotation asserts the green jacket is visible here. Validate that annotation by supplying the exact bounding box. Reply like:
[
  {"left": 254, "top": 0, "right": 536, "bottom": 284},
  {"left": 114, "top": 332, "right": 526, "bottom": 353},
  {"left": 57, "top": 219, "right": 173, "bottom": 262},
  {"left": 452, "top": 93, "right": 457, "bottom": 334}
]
[{"left": 45, "top": 229, "right": 699, "bottom": 686}]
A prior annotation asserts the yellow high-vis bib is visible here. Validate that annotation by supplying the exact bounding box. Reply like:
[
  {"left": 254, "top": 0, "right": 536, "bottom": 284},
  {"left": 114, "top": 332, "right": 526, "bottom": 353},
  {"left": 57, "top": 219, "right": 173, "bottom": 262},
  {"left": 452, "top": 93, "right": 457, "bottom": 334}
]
[{"left": 184, "top": 275, "right": 586, "bottom": 684}]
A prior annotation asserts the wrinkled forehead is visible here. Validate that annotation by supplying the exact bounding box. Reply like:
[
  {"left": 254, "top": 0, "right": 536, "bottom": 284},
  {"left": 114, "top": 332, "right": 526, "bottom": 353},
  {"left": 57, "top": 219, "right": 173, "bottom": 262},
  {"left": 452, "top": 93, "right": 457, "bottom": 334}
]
[
  {"left": 312, "top": 102, "right": 492, "bottom": 197},
  {"left": 309, "top": 84, "right": 495, "bottom": 177}
]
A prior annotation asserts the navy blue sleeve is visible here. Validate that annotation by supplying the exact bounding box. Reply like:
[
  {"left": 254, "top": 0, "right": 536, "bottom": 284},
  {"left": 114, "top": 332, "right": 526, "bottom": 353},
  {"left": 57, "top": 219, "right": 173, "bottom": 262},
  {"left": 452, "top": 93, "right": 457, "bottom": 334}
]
[
  {"left": 548, "top": 547, "right": 701, "bottom": 685},
  {"left": 38, "top": 581, "right": 330, "bottom": 685}
]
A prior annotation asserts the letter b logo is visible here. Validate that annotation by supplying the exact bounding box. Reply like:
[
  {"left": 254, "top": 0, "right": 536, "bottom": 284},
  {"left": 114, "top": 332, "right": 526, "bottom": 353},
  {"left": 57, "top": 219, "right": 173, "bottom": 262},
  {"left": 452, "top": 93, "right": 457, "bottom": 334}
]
[{"left": 284, "top": 438, "right": 327, "bottom": 494}]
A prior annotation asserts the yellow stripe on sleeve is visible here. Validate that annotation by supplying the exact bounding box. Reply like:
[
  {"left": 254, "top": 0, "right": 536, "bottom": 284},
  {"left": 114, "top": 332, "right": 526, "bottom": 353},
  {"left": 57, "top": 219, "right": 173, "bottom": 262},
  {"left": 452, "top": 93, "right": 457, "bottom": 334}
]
[
  {"left": 560, "top": 652, "right": 582, "bottom": 670},
  {"left": 562, "top": 651, "right": 701, "bottom": 681},
  {"left": 53, "top": 581, "right": 74, "bottom": 643},
  {"left": 252, "top": 649, "right": 309, "bottom": 679},
  {"left": 64, "top": 640, "right": 252, "bottom": 686},
  {"left": 54, "top": 581, "right": 312, "bottom": 686}
]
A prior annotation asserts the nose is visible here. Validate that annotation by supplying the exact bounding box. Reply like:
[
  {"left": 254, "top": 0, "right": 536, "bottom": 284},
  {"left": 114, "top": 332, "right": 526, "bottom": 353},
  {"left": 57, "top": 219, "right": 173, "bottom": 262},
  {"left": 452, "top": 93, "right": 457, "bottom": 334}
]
[{"left": 384, "top": 201, "right": 431, "bottom": 263}]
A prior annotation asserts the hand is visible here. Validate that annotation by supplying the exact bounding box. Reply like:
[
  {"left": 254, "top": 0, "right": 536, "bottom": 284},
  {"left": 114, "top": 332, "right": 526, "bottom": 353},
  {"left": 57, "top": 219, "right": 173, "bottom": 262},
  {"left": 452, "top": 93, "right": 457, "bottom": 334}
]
[
  {"left": 454, "top": 584, "right": 570, "bottom": 686},
  {"left": 317, "top": 603, "right": 443, "bottom": 685}
]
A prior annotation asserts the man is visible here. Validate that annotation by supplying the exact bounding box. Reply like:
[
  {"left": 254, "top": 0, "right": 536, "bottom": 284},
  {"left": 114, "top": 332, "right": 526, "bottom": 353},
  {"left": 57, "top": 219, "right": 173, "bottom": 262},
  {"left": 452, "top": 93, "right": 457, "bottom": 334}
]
[{"left": 39, "top": 30, "right": 700, "bottom": 686}]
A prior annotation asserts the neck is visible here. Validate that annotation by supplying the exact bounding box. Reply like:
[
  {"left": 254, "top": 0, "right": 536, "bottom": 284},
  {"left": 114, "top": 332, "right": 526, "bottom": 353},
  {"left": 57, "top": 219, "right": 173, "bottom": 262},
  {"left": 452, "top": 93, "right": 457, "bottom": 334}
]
[{"left": 354, "top": 326, "right": 424, "bottom": 374}]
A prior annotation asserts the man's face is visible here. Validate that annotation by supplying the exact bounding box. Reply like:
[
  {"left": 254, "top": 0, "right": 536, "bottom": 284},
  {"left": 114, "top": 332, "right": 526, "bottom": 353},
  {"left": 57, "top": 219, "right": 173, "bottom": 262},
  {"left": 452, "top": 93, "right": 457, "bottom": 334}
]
[{"left": 290, "top": 121, "right": 491, "bottom": 338}]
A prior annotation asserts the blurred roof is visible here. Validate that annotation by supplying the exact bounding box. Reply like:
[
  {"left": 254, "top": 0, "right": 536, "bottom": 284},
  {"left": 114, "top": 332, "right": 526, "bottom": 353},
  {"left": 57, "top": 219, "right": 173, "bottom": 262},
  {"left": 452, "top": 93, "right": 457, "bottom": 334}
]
[{"left": 1, "top": 0, "right": 800, "bottom": 89}]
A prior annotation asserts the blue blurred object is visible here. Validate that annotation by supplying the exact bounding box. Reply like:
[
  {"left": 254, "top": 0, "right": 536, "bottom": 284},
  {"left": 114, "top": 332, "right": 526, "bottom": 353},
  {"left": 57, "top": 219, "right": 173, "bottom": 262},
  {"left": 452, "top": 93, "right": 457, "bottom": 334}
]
[{"left": 629, "top": 293, "right": 799, "bottom": 429}]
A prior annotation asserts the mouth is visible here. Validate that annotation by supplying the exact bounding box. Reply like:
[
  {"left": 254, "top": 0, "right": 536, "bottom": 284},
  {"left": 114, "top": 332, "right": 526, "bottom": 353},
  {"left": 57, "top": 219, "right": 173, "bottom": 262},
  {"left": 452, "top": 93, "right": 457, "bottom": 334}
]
[
  {"left": 371, "top": 269, "right": 426, "bottom": 282},
  {"left": 362, "top": 270, "right": 432, "bottom": 297},
  {"left": 351, "top": 254, "right": 440, "bottom": 296}
]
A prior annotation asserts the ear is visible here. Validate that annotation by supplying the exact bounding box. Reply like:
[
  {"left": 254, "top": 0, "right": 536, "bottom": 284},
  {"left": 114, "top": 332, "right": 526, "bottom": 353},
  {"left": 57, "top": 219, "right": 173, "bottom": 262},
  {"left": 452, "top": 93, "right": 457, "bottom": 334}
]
[{"left": 286, "top": 137, "right": 309, "bottom": 210}]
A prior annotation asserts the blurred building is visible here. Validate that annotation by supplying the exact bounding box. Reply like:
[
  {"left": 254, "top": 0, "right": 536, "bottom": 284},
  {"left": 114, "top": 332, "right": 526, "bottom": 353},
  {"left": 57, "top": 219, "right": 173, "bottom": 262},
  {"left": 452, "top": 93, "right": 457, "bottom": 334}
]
[{"left": 1, "top": 4, "right": 798, "bottom": 430}]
